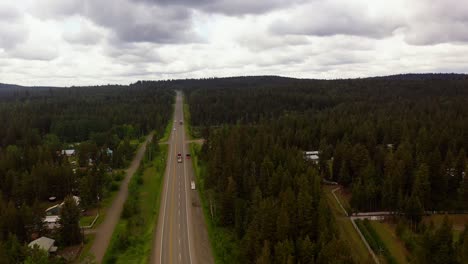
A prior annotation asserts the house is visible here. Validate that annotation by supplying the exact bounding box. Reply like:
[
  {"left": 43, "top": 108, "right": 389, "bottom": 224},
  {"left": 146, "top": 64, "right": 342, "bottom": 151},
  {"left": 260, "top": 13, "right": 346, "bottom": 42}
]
[
  {"left": 28, "top": 237, "right": 57, "bottom": 254},
  {"left": 304, "top": 151, "right": 320, "bottom": 164},
  {"left": 43, "top": 216, "right": 60, "bottom": 229},
  {"left": 43, "top": 196, "right": 80, "bottom": 229},
  {"left": 61, "top": 149, "right": 75, "bottom": 157}
]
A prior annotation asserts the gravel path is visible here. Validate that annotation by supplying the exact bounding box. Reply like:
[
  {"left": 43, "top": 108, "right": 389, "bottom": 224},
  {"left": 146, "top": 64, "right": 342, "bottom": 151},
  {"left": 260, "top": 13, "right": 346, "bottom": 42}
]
[{"left": 88, "top": 134, "right": 153, "bottom": 263}]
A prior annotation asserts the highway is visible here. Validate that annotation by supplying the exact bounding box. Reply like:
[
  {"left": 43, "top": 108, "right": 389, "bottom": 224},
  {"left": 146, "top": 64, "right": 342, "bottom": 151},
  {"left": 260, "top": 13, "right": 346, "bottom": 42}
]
[{"left": 151, "top": 91, "right": 213, "bottom": 264}]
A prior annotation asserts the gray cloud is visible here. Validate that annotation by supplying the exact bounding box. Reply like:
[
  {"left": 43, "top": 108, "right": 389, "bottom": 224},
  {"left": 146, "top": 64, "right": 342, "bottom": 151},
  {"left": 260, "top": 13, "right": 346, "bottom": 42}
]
[
  {"left": 134, "top": 0, "right": 305, "bottom": 15},
  {"left": 62, "top": 23, "right": 103, "bottom": 45},
  {"left": 0, "top": 5, "right": 28, "bottom": 50},
  {"left": 32, "top": 0, "right": 198, "bottom": 44},
  {"left": 269, "top": 1, "right": 402, "bottom": 39},
  {"left": 403, "top": 0, "right": 468, "bottom": 45},
  {"left": 9, "top": 45, "right": 59, "bottom": 61}
]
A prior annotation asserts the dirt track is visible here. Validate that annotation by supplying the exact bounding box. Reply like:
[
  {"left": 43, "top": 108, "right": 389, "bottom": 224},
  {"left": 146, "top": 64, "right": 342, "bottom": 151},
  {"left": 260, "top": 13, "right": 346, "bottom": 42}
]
[{"left": 88, "top": 134, "right": 153, "bottom": 263}]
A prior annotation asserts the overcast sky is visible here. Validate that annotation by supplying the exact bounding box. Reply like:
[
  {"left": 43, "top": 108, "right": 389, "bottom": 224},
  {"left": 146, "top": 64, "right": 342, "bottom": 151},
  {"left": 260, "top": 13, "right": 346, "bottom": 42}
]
[{"left": 1, "top": 0, "right": 467, "bottom": 86}]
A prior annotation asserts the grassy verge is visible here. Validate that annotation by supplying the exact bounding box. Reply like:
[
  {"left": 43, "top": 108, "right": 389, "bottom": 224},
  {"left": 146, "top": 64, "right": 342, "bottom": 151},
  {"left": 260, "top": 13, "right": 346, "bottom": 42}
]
[
  {"left": 324, "top": 187, "right": 373, "bottom": 263},
  {"left": 102, "top": 144, "right": 168, "bottom": 264},
  {"left": 355, "top": 219, "right": 398, "bottom": 264},
  {"left": 190, "top": 143, "right": 242, "bottom": 264},
  {"left": 79, "top": 215, "right": 96, "bottom": 226},
  {"left": 183, "top": 96, "right": 193, "bottom": 140},
  {"left": 370, "top": 221, "right": 409, "bottom": 264},
  {"left": 160, "top": 104, "right": 175, "bottom": 142},
  {"left": 423, "top": 214, "right": 468, "bottom": 241},
  {"left": 76, "top": 234, "right": 96, "bottom": 264}
]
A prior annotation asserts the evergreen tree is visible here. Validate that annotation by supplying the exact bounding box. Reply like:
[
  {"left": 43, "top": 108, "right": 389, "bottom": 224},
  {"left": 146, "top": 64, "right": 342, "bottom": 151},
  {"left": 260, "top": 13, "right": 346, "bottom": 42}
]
[{"left": 59, "top": 195, "right": 82, "bottom": 246}]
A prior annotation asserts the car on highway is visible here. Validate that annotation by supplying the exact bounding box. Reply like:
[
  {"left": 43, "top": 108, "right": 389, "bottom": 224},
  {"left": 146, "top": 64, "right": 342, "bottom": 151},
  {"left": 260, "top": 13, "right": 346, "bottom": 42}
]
[
  {"left": 186, "top": 153, "right": 191, "bottom": 159},
  {"left": 177, "top": 153, "right": 182, "bottom": 163},
  {"left": 179, "top": 120, "right": 183, "bottom": 125}
]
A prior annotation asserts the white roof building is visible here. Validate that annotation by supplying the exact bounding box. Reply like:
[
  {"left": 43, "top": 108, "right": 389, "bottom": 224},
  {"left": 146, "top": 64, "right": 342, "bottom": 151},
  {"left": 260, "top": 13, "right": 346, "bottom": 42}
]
[
  {"left": 61, "top": 149, "right": 75, "bottom": 156},
  {"left": 28, "top": 237, "right": 57, "bottom": 253},
  {"left": 304, "top": 151, "right": 320, "bottom": 164},
  {"left": 43, "top": 216, "right": 60, "bottom": 229}
]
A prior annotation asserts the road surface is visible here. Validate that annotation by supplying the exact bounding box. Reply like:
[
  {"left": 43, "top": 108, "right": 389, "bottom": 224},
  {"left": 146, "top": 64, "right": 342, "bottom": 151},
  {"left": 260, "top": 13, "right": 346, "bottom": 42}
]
[
  {"left": 89, "top": 133, "right": 153, "bottom": 263},
  {"left": 150, "top": 91, "right": 214, "bottom": 264}
]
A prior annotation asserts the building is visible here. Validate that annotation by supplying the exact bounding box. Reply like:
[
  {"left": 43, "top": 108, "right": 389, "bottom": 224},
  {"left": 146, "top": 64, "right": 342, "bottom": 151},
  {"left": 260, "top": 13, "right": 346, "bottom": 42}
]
[
  {"left": 28, "top": 237, "right": 57, "bottom": 254},
  {"left": 43, "top": 196, "right": 80, "bottom": 229},
  {"left": 304, "top": 151, "right": 320, "bottom": 164},
  {"left": 61, "top": 149, "right": 75, "bottom": 156},
  {"left": 43, "top": 216, "right": 60, "bottom": 229}
]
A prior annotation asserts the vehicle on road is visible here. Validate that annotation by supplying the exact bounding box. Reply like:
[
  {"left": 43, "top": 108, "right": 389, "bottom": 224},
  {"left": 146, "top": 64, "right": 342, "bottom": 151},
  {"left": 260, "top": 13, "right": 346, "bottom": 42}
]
[
  {"left": 173, "top": 128, "right": 176, "bottom": 131},
  {"left": 177, "top": 153, "right": 182, "bottom": 163},
  {"left": 186, "top": 153, "right": 191, "bottom": 159},
  {"left": 179, "top": 120, "right": 183, "bottom": 125},
  {"left": 191, "top": 181, "right": 196, "bottom": 190}
]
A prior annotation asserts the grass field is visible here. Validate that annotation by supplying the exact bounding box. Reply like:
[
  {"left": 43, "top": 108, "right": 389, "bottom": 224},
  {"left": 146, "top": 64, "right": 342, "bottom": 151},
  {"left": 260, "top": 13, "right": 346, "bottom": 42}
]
[
  {"left": 160, "top": 104, "right": 175, "bottom": 143},
  {"left": 79, "top": 215, "right": 96, "bottom": 227},
  {"left": 102, "top": 144, "right": 168, "bottom": 264},
  {"left": 370, "top": 221, "right": 409, "bottom": 264},
  {"left": 323, "top": 186, "right": 373, "bottom": 264},
  {"left": 423, "top": 214, "right": 468, "bottom": 241},
  {"left": 190, "top": 143, "right": 242, "bottom": 264}
]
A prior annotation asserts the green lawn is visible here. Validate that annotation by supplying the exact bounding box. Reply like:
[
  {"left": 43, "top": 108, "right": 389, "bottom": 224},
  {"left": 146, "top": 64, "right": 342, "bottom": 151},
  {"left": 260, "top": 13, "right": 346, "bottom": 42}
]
[
  {"left": 423, "top": 214, "right": 468, "bottom": 242},
  {"left": 370, "top": 221, "right": 409, "bottom": 264},
  {"left": 102, "top": 144, "right": 168, "bottom": 264},
  {"left": 324, "top": 187, "right": 373, "bottom": 264},
  {"left": 75, "top": 234, "right": 96, "bottom": 264},
  {"left": 79, "top": 215, "right": 96, "bottom": 227},
  {"left": 183, "top": 96, "right": 193, "bottom": 140},
  {"left": 160, "top": 104, "right": 175, "bottom": 142},
  {"left": 190, "top": 143, "right": 242, "bottom": 264}
]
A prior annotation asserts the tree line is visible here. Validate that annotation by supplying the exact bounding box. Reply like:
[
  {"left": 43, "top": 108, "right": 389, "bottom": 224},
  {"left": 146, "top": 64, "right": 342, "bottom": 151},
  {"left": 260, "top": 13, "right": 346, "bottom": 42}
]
[
  {"left": 181, "top": 76, "right": 468, "bottom": 263},
  {"left": 0, "top": 82, "right": 173, "bottom": 262}
]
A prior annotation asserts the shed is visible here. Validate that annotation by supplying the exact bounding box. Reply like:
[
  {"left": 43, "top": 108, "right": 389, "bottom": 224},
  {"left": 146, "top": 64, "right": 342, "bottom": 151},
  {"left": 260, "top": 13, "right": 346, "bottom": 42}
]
[{"left": 28, "top": 237, "right": 57, "bottom": 253}]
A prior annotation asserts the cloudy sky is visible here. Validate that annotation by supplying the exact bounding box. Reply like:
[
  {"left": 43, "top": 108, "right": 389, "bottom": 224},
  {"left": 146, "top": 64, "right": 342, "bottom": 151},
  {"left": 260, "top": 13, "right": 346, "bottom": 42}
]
[{"left": 1, "top": 0, "right": 467, "bottom": 86}]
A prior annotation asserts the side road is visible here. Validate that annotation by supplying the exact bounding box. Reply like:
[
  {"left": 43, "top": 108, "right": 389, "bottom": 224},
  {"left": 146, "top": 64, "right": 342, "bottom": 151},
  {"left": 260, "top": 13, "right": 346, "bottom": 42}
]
[{"left": 88, "top": 133, "right": 153, "bottom": 263}]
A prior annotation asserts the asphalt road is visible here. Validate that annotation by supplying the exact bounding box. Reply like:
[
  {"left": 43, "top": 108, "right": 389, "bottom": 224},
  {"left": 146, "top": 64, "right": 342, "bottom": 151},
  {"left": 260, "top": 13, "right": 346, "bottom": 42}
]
[{"left": 150, "top": 91, "right": 211, "bottom": 264}]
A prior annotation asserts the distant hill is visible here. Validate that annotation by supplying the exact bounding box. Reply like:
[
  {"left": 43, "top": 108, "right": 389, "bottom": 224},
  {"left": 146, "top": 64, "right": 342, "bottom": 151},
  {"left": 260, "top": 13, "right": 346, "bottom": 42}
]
[{"left": 366, "top": 73, "right": 468, "bottom": 81}]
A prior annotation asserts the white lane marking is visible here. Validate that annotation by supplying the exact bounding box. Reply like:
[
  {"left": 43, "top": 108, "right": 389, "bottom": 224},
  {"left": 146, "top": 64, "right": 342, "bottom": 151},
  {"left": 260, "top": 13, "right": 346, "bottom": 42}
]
[
  {"left": 159, "top": 129, "right": 175, "bottom": 264},
  {"left": 181, "top": 94, "right": 194, "bottom": 264}
]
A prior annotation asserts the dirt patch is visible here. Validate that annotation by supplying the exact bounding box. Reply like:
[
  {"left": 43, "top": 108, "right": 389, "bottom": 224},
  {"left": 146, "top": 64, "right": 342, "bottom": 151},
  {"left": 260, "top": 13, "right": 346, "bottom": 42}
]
[{"left": 58, "top": 245, "right": 82, "bottom": 262}]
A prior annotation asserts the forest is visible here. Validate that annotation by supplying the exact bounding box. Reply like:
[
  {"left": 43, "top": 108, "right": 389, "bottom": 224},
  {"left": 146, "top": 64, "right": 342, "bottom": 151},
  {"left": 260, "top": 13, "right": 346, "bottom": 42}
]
[
  {"left": 0, "top": 82, "right": 173, "bottom": 263},
  {"left": 180, "top": 75, "right": 468, "bottom": 263}
]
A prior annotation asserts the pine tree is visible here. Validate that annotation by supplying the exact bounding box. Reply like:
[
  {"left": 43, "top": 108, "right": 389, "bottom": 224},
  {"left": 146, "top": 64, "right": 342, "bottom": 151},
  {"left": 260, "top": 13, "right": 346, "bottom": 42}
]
[
  {"left": 59, "top": 195, "right": 82, "bottom": 246},
  {"left": 256, "top": 240, "right": 271, "bottom": 264}
]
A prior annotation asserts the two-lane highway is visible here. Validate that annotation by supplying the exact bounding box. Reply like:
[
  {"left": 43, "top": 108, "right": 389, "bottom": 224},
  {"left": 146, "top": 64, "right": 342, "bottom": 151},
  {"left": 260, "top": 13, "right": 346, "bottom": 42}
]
[{"left": 151, "top": 91, "right": 195, "bottom": 264}]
